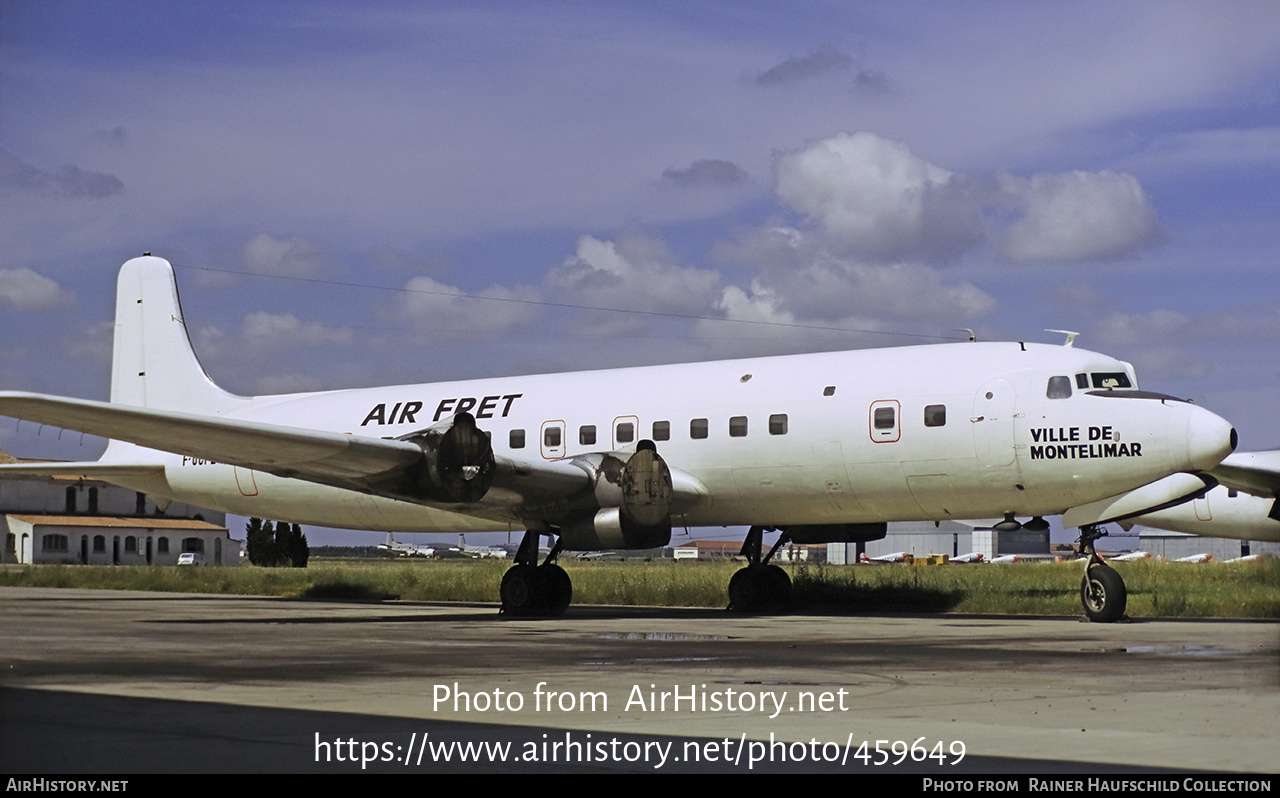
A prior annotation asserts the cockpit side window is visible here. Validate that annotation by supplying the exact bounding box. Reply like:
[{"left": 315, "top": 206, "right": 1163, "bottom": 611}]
[
  {"left": 1075, "top": 373, "right": 1088, "bottom": 389},
  {"left": 1046, "top": 375, "right": 1072, "bottom": 399},
  {"left": 1091, "top": 372, "right": 1132, "bottom": 390}
]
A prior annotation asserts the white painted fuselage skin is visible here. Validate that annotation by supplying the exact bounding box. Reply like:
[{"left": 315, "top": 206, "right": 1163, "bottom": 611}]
[{"left": 116, "top": 340, "right": 1232, "bottom": 536}]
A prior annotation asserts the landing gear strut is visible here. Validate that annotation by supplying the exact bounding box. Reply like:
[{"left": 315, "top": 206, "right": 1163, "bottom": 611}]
[
  {"left": 728, "top": 526, "right": 793, "bottom": 613},
  {"left": 1078, "top": 524, "right": 1127, "bottom": 623},
  {"left": 500, "top": 530, "right": 572, "bottom": 617}
]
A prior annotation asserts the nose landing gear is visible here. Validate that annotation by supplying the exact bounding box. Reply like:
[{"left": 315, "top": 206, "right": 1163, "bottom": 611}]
[{"left": 1078, "top": 524, "right": 1127, "bottom": 623}]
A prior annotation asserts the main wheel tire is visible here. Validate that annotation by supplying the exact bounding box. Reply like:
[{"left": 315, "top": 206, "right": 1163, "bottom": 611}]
[
  {"left": 1081, "top": 563, "right": 1127, "bottom": 623},
  {"left": 728, "top": 565, "right": 792, "bottom": 613},
  {"left": 728, "top": 567, "right": 761, "bottom": 612},
  {"left": 541, "top": 563, "right": 573, "bottom": 617},
  {"left": 500, "top": 564, "right": 544, "bottom": 616},
  {"left": 761, "top": 564, "right": 793, "bottom": 609}
]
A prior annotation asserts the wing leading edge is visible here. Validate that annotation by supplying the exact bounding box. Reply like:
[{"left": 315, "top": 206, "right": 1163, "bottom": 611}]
[{"left": 1209, "top": 450, "right": 1280, "bottom": 501}]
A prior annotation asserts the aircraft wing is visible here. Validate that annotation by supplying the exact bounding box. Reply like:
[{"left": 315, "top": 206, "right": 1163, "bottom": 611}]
[
  {"left": 0, "top": 391, "right": 703, "bottom": 522},
  {"left": 0, "top": 391, "right": 425, "bottom": 485},
  {"left": 1209, "top": 450, "right": 1280, "bottom": 499}
]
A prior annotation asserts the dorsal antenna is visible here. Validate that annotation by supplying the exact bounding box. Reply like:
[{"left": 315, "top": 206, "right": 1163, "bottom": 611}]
[{"left": 1045, "top": 329, "right": 1079, "bottom": 347}]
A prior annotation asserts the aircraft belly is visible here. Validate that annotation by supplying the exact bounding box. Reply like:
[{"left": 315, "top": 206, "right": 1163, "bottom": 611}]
[
  {"left": 728, "top": 466, "right": 855, "bottom": 524},
  {"left": 905, "top": 473, "right": 961, "bottom": 518},
  {"left": 843, "top": 463, "right": 923, "bottom": 520}
]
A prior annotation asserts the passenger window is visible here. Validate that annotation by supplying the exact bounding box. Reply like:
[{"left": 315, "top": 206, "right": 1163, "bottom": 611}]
[
  {"left": 769, "top": 414, "right": 788, "bottom": 435},
  {"left": 729, "top": 416, "right": 748, "bottom": 437},
  {"left": 616, "top": 422, "right": 634, "bottom": 444},
  {"left": 823, "top": 386, "right": 836, "bottom": 396},
  {"left": 924, "top": 404, "right": 946, "bottom": 427},
  {"left": 690, "top": 418, "right": 708, "bottom": 439},
  {"left": 544, "top": 426, "right": 562, "bottom": 447},
  {"left": 652, "top": 420, "right": 670, "bottom": 441},
  {"left": 579, "top": 425, "right": 596, "bottom": 446},
  {"left": 1046, "top": 376, "right": 1072, "bottom": 399},
  {"left": 510, "top": 429, "right": 526, "bottom": 449},
  {"left": 873, "top": 407, "right": 895, "bottom": 430}
]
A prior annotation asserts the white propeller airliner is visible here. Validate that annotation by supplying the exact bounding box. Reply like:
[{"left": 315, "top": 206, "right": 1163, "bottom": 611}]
[{"left": 0, "top": 255, "right": 1269, "bottom": 621}]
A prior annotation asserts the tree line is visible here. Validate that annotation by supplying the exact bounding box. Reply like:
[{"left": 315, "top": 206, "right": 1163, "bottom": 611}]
[{"left": 245, "top": 518, "right": 309, "bottom": 567}]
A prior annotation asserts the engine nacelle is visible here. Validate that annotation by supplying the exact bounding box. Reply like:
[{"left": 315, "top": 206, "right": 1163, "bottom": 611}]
[
  {"left": 558, "top": 506, "right": 672, "bottom": 550},
  {"left": 397, "top": 412, "right": 495, "bottom": 503},
  {"left": 557, "top": 442, "right": 674, "bottom": 550}
]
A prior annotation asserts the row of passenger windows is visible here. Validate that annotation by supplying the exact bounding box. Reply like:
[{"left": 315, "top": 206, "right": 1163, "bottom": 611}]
[
  {"left": 508, "top": 403, "right": 954, "bottom": 451},
  {"left": 509, "top": 414, "right": 792, "bottom": 450}
]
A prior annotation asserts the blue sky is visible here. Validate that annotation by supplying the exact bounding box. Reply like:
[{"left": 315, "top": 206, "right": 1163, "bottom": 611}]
[{"left": 2, "top": 2, "right": 1279, "bottom": 544}]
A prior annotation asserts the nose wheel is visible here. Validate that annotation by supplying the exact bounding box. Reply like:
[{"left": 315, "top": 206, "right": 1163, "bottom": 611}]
[{"left": 1078, "top": 524, "right": 1127, "bottom": 623}]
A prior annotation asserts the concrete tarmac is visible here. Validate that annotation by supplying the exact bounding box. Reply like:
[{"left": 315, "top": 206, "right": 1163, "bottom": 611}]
[{"left": 1, "top": 587, "right": 1276, "bottom": 774}]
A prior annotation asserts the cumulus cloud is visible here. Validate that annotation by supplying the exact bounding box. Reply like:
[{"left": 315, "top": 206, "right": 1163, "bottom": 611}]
[
  {"left": 546, "top": 236, "right": 721, "bottom": 333},
  {"left": 244, "top": 233, "right": 336, "bottom": 277},
  {"left": 755, "top": 46, "right": 855, "bottom": 86},
  {"left": 747, "top": 229, "right": 996, "bottom": 323},
  {"left": 1094, "top": 308, "right": 1191, "bottom": 346},
  {"left": 775, "top": 132, "right": 984, "bottom": 261},
  {"left": 660, "top": 159, "right": 749, "bottom": 189},
  {"left": 391, "top": 274, "right": 541, "bottom": 339},
  {"left": 0, "top": 151, "right": 124, "bottom": 199},
  {"left": 0, "top": 268, "right": 76, "bottom": 310},
  {"left": 999, "top": 171, "right": 1163, "bottom": 262},
  {"left": 773, "top": 131, "right": 1163, "bottom": 265},
  {"left": 239, "top": 312, "right": 354, "bottom": 350}
]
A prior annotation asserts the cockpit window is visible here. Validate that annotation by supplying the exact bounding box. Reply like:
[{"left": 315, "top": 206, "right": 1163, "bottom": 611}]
[
  {"left": 1046, "top": 376, "right": 1072, "bottom": 399},
  {"left": 1075, "top": 373, "right": 1088, "bottom": 389},
  {"left": 1091, "top": 372, "right": 1132, "bottom": 390}
]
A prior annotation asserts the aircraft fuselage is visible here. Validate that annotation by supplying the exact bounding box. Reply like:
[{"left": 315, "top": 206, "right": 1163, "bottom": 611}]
[{"left": 133, "top": 341, "right": 1231, "bottom": 536}]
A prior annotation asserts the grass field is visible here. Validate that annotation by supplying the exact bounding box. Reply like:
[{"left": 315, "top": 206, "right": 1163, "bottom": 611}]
[{"left": 1, "top": 557, "right": 1277, "bottom": 617}]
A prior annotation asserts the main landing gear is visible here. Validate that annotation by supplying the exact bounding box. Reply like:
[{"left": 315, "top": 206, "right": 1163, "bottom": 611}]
[
  {"left": 1078, "top": 523, "right": 1127, "bottom": 623},
  {"left": 728, "top": 526, "right": 794, "bottom": 613},
  {"left": 500, "top": 530, "right": 572, "bottom": 617}
]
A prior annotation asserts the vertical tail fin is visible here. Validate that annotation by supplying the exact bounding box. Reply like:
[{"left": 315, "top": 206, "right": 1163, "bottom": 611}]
[{"left": 110, "top": 255, "right": 241, "bottom": 412}]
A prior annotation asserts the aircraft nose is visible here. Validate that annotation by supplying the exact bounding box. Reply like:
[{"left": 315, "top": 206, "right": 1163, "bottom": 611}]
[{"left": 1185, "top": 405, "right": 1236, "bottom": 471}]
